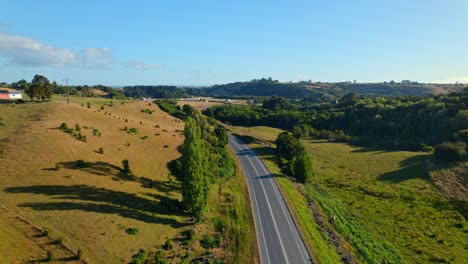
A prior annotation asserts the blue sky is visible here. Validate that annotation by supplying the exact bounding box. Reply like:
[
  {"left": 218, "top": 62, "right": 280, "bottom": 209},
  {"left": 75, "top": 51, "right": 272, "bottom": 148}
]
[{"left": 0, "top": 0, "right": 467, "bottom": 86}]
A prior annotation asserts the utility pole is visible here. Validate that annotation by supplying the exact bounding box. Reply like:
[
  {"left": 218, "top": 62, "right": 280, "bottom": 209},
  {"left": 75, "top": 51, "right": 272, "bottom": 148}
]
[{"left": 63, "top": 78, "right": 71, "bottom": 104}]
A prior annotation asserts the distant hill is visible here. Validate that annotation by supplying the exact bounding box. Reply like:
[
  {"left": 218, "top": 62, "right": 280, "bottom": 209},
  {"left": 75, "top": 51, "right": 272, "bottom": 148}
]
[{"left": 187, "top": 79, "right": 464, "bottom": 101}]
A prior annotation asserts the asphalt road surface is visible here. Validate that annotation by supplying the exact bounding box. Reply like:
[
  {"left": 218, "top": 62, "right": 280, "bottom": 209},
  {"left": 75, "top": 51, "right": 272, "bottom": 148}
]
[{"left": 228, "top": 135, "right": 313, "bottom": 264}]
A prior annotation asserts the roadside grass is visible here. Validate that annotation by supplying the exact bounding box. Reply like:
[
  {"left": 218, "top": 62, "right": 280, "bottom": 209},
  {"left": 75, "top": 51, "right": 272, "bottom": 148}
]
[
  {"left": 230, "top": 126, "right": 467, "bottom": 264},
  {"left": 0, "top": 97, "right": 188, "bottom": 263},
  {"left": 251, "top": 144, "right": 342, "bottom": 264},
  {"left": 192, "top": 147, "right": 258, "bottom": 263},
  {"left": 306, "top": 140, "right": 467, "bottom": 264}
]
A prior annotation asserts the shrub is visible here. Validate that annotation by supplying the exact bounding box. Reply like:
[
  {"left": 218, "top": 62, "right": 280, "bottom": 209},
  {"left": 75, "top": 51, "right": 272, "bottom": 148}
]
[
  {"left": 75, "top": 124, "right": 81, "bottom": 131},
  {"left": 128, "top": 127, "right": 138, "bottom": 134},
  {"left": 45, "top": 251, "right": 54, "bottom": 262},
  {"left": 55, "top": 237, "right": 64, "bottom": 245},
  {"left": 140, "top": 136, "right": 148, "bottom": 140},
  {"left": 59, "top": 123, "right": 68, "bottom": 130},
  {"left": 418, "top": 144, "right": 434, "bottom": 153},
  {"left": 16, "top": 99, "right": 25, "bottom": 104},
  {"left": 101, "top": 105, "right": 105, "bottom": 110},
  {"left": 76, "top": 249, "right": 83, "bottom": 260},
  {"left": 200, "top": 235, "right": 221, "bottom": 249},
  {"left": 163, "top": 239, "right": 173, "bottom": 250},
  {"left": 130, "top": 249, "right": 147, "bottom": 264},
  {"left": 122, "top": 159, "right": 130, "bottom": 173},
  {"left": 125, "top": 119, "right": 128, "bottom": 122},
  {"left": 182, "top": 229, "right": 195, "bottom": 241},
  {"left": 125, "top": 227, "right": 139, "bottom": 235},
  {"left": 434, "top": 141, "right": 467, "bottom": 162},
  {"left": 41, "top": 229, "right": 49, "bottom": 237},
  {"left": 155, "top": 124, "right": 160, "bottom": 128},
  {"left": 98, "top": 147, "right": 104, "bottom": 154},
  {"left": 163, "top": 145, "right": 169, "bottom": 148},
  {"left": 87, "top": 102, "right": 91, "bottom": 108},
  {"left": 155, "top": 133, "right": 160, "bottom": 136},
  {"left": 110, "top": 100, "right": 113, "bottom": 107}
]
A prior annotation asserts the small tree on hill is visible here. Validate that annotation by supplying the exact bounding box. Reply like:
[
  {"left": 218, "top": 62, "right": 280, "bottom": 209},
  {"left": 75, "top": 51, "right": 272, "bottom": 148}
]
[{"left": 122, "top": 159, "right": 130, "bottom": 173}]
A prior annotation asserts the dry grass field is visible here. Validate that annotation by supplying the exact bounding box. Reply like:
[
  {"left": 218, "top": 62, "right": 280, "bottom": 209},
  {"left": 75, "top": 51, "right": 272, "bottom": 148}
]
[
  {"left": 0, "top": 97, "right": 189, "bottom": 263},
  {"left": 176, "top": 100, "right": 223, "bottom": 110}
]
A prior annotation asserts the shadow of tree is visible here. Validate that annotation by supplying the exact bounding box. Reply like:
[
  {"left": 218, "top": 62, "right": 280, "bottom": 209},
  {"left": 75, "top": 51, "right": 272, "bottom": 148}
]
[
  {"left": 377, "top": 154, "right": 431, "bottom": 183},
  {"left": 5, "top": 185, "right": 187, "bottom": 228},
  {"left": 44, "top": 160, "right": 180, "bottom": 193}
]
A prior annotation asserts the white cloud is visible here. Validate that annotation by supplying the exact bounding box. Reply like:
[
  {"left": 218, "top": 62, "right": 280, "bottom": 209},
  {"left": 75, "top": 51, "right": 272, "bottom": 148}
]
[
  {"left": 80, "top": 48, "right": 113, "bottom": 68},
  {"left": 432, "top": 76, "right": 468, "bottom": 84},
  {"left": 125, "top": 60, "right": 163, "bottom": 71},
  {"left": 0, "top": 32, "right": 77, "bottom": 67},
  {"left": 0, "top": 31, "right": 113, "bottom": 68}
]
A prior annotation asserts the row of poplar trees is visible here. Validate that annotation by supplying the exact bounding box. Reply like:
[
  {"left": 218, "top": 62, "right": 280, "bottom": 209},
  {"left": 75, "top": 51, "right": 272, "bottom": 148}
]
[{"left": 173, "top": 107, "right": 234, "bottom": 221}]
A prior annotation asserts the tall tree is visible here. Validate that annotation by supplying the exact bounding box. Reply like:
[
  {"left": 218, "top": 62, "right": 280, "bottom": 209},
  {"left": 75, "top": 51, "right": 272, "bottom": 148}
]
[
  {"left": 181, "top": 117, "right": 210, "bottom": 221},
  {"left": 293, "top": 151, "right": 313, "bottom": 183}
]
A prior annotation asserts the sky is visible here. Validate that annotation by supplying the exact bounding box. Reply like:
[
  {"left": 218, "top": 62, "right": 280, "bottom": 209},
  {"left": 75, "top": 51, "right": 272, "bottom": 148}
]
[{"left": 0, "top": 0, "right": 467, "bottom": 86}]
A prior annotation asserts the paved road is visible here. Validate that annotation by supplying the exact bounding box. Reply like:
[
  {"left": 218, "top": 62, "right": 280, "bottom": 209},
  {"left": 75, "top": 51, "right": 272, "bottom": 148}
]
[{"left": 228, "top": 135, "right": 313, "bottom": 264}]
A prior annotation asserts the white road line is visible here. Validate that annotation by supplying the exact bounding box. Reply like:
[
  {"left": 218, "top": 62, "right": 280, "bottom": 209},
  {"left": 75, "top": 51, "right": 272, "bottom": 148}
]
[
  {"left": 254, "top": 155, "right": 309, "bottom": 263},
  {"left": 230, "top": 139, "right": 271, "bottom": 264},
  {"left": 240, "top": 145, "right": 291, "bottom": 264}
]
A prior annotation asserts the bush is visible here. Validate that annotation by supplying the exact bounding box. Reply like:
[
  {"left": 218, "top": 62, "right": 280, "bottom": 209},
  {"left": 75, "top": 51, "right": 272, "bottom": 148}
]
[
  {"left": 98, "top": 147, "right": 104, "bottom": 154},
  {"left": 75, "top": 124, "right": 81, "bottom": 131},
  {"left": 182, "top": 229, "right": 195, "bottom": 241},
  {"left": 45, "top": 251, "right": 54, "bottom": 262},
  {"left": 128, "top": 127, "right": 138, "bottom": 134},
  {"left": 125, "top": 227, "right": 139, "bottom": 235},
  {"left": 125, "top": 118, "right": 128, "bottom": 122},
  {"left": 418, "top": 144, "right": 434, "bottom": 153},
  {"left": 101, "top": 105, "right": 104, "bottom": 110},
  {"left": 76, "top": 249, "right": 83, "bottom": 260},
  {"left": 162, "top": 239, "right": 173, "bottom": 250},
  {"left": 16, "top": 99, "right": 25, "bottom": 104},
  {"left": 130, "top": 249, "right": 147, "bottom": 264},
  {"left": 87, "top": 102, "right": 91, "bottom": 109},
  {"left": 122, "top": 159, "right": 130, "bottom": 173},
  {"left": 434, "top": 141, "right": 467, "bottom": 162},
  {"left": 200, "top": 235, "right": 222, "bottom": 249},
  {"left": 59, "top": 123, "right": 68, "bottom": 130},
  {"left": 163, "top": 145, "right": 169, "bottom": 148}
]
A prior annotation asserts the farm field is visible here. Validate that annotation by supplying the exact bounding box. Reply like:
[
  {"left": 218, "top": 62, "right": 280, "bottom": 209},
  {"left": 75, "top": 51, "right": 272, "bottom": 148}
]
[
  {"left": 0, "top": 97, "right": 187, "bottom": 263},
  {"left": 231, "top": 126, "right": 467, "bottom": 263}
]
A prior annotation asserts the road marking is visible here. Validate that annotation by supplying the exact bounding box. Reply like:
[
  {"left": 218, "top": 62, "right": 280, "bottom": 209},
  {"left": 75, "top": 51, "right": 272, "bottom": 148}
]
[
  {"left": 229, "top": 138, "right": 271, "bottom": 264},
  {"left": 236, "top": 141, "right": 291, "bottom": 264},
  {"left": 254, "top": 155, "right": 309, "bottom": 263}
]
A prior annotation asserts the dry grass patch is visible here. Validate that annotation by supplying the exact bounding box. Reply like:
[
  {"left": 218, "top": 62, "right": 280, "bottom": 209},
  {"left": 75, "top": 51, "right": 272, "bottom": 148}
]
[{"left": 0, "top": 98, "right": 189, "bottom": 263}]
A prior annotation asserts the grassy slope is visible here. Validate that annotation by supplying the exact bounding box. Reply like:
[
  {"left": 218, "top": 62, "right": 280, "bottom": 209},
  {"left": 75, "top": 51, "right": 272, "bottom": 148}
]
[
  {"left": 0, "top": 97, "right": 188, "bottom": 263},
  {"left": 230, "top": 126, "right": 467, "bottom": 263},
  {"left": 307, "top": 141, "right": 467, "bottom": 263}
]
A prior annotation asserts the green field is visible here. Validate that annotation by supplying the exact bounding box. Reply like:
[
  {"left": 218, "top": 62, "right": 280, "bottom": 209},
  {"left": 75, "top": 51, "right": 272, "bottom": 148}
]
[{"left": 232, "top": 126, "right": 468, "bottom": 264}]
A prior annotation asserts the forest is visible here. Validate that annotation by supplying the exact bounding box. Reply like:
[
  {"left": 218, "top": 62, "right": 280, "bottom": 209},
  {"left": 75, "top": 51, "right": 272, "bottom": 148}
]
[
  {"left": 123, "top": 85, "right": 189, "bottom": 99},
  {"left": 204, "top": 89, "right": 468, "bottom": 151}
]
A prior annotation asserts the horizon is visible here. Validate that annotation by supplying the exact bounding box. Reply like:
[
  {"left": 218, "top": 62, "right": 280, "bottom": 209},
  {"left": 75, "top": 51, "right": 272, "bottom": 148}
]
[{"left": 1, "top": 0, "right": 467, "bottom": 86}]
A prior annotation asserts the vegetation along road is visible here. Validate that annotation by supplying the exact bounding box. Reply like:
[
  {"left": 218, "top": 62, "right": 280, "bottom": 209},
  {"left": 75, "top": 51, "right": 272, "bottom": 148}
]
[{"left": 229, "top": 134, "right": 312, "bottom": 264}]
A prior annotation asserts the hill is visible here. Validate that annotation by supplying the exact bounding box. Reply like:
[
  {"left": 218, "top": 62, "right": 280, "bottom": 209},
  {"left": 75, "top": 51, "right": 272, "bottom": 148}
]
[
  {"left": 189, "top": 79, "right": 463, "bottom": 101},
  {"left": 0, "top": 97, "right": 255, "bottom": 263}
]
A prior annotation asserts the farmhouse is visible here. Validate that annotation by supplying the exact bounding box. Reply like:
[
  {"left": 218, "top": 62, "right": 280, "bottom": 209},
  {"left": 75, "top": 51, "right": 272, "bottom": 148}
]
[{"left": 0, "top": 90, "right": 23, "bottom": 100}]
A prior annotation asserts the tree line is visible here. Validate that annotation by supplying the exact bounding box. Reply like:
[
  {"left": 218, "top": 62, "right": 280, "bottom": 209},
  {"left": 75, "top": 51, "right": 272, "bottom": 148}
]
[
  {"left": 167, "top": 105, "right": 234, "bottom": 221},
  {"left": 123, "top": 85, "right": 189, "bottom": 99}
]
